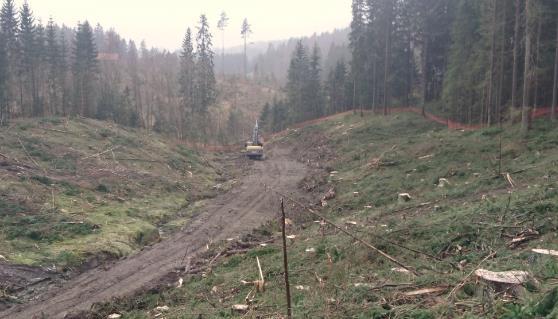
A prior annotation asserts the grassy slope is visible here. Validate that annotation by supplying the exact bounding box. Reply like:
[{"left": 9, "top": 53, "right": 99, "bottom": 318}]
[
  {"left": 0, "top": 117, "right": 227, "bottom": 269},
  {"left": 81, "top": 113, "right": 558, "bottom": 318}
]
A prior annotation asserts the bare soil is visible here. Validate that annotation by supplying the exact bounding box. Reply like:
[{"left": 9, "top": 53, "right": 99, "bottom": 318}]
[{"left": 0, "top": 145, "right": 308, "bottom": 319}]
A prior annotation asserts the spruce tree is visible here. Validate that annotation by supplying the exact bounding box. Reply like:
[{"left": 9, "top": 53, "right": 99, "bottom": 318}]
[
  {"left": 0, "top": 0, "right": 18, "bottom": 116},
  {"left": 308, "top": 44, "right": 324, "bottom": 118},
  {"left": 327, "top": 60, "right": 347, "bottom": 114},
  {"left": 179, "top": 27, "right": 195, "bottom": 139},
  {"left": 73, "top": 21, "right": 98, "bottom": 116},
  {"left": 45, "top": 18, "right": 59, "bottom": 115},
  {"left": 286, "top": 40, "right": 310, "bottom": 122},
  {"left": 195, "top": 15, "right": 215, "bottom": 114},
  {"left": 19, "top": 1, "right": 38, "bottom": 115}
]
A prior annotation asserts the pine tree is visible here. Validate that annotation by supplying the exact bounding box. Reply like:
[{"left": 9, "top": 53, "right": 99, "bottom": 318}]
[
  {"left": 217, "top": 11, "right": 228, "bottom": 77},
  {"left": 73, "top": 21, "right": 98, "bottom": 116},
  {"left": 179, "top": 27, "right": 195, "bottom": 139},
  {"left": 241, "top": 18, "right": 252, "bottom": 79}
]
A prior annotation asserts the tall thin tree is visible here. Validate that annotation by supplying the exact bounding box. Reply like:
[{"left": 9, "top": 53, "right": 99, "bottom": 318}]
[
  {"left": 241, "top": 18, "right": 252, "bottom": 79},
  {"left": 521, "top": 0, "right": 532, "bottom": 134},
  {"left": 552, "top": 19, "right": 558, "bottom": 122},
  {"left": 217, "top": 11, "right": 229, "bottom": 77},
  {"left": 510, "top": 0, "right": 521, "bottom": 114}
]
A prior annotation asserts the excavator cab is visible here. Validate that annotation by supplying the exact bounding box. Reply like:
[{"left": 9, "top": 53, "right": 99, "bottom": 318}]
[{"left": 246, "top": 121, "right": 264, "bottom": 160}]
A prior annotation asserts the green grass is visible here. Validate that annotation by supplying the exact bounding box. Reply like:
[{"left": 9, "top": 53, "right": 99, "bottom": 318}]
[
  {"left": 61, "top": 113, "right": 558, "bottom": 318},
  {"left": 0, "top": 117, "right": 223, "bottom": 269}
]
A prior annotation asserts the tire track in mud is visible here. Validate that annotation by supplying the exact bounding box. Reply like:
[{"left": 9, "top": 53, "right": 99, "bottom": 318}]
[{"left": 0, "top": 145, "right": 307, "bottom": 319}]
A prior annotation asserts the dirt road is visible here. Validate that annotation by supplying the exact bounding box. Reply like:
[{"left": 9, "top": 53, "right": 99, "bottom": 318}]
[{"left": 0, "top": 145, "right": 307, "bottom": 319}]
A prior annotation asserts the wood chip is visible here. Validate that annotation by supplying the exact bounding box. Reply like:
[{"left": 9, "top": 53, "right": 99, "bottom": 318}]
[
  {"left": 231, "top": 304, "right": 249, "bottom": 313},
  {"left": 107, "top": 314, "right": 122, "bottom": 319},
  {"left": 155, "top": 305, "right": 169, "bottom": 312},
  {"left": 391, "top": 267, "right": 411, "bottom": 274}
]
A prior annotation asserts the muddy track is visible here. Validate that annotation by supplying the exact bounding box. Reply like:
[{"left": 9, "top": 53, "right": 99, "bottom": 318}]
[{"left": 0, "top": 145, "right": 307, "bottom": 319}]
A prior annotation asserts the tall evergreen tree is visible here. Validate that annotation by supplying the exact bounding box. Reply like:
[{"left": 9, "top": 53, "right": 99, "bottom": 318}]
[
  {"left": 178, "top": 27, "right": 195, "bottom": 139},
  {"left": 45, "top": 18, "right": 60, "bottom": 115},
  {"left": 241, "top": 18, "right": 252, "bottom": 79},
  {"left": 521, "top": 0, "right": 533, "bottom": 134},
  {"left": 0, "top": 29, "right": 8, "bottom": 125},
  {"left": 308, "top": 44, "right": 324, "bottom": 118},
  {"left": 286, "top": 40, "right": 310, "bottom": 122},
  {"left": 327, "top": 60, "right": 347, "bottom": 114},
  {"left": 19, "top": 1, "right": 38, "bottom": 115},
  {"left": 217, "top": 11, "right": 228, "bottom": 77},
  {"left": 72, "top": 21, "right": 98, "bottom": 116},
  {"left": 0, "top": 0, "right": 18, "bottom": 117},
  {"left": 194, "top": 14, "right": 216, "bottom": 142}
]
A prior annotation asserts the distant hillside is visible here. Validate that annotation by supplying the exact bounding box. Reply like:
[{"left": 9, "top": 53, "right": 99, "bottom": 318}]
[{"left": 215, "top": 28, "right": 350, "bottom": 82}]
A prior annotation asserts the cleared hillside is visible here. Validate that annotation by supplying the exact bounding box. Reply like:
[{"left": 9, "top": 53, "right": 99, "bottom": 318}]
[
  {"left": 86, "top": 113, "right": 558, "bottom": 318},
  {"left": 0, "top": 117, "right": 230, "bottom": 272}
]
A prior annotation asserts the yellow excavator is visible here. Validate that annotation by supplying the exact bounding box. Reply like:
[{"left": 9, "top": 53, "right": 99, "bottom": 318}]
[{"left": 245, "top": 121, "right": 264, "bottom": 160}]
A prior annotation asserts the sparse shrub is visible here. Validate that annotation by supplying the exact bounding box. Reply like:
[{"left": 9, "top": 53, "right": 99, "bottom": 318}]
[
  {"left": 95, "top": 184, "right": 110, "bottom": 193},
  {"left": 31, "top": 175, "right": 53, "bottom": 185}
]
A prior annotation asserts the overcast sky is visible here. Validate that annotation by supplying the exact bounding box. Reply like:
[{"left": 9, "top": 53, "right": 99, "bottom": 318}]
[{"left": 16, "top": 0, "right": 351, "bottom": 51}]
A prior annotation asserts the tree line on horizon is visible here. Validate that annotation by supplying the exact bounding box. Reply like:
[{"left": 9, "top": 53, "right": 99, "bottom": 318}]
[
  {"left": 261, "top": 0, "right": 558, "bottom": 134},
  {"left": 0, "top": 0, "right": 262, "bottom": 143}
]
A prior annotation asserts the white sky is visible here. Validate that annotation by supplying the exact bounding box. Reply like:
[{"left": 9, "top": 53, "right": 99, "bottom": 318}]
[{"left": 17, "top": 0, "right": 351, "bottom": 51}]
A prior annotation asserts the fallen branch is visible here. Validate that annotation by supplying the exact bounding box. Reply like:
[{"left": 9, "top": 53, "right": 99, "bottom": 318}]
[
  {"left": 404, "top": 286, "right": 447, "bottom": 297},
  {"left": 113, "top": 158, "right": 165, "bottom": 163},
  {"left": 266, "top": 185, "right": 419, "bottom": 276},
  {"left": 82, "top": 146, "right": 120, "bottom": 160},
  {"left": 17, "top": 137, "right": 46, "bottom": 174},
  {"left": 532, "top": 248, "right": 558, "bottom": 257},
  {"left": 474, "top": 222, "right": 523, "bottom": 229},
  {"left": 40, "top": 127, "right": 76, "bottom": 135},
  {"left": 447, "top": 251, "right": 496, "bottom": 300},
  {"left": 0, "top": 152, "right": 8, "bottom": 159}
]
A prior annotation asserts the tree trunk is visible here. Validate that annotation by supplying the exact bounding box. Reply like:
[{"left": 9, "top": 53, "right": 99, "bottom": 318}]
[
  {"left": 511, "top": 0, "right": 521, "bottom": 113},
  {"left": 243, "top": 36, "right": 247, "bottom": 79},
  {"left": 521, "top": 0, "right": 532, "bottom": 135},
  {"left": 497, "top": 0, "right": 506, "bottom": 127},
  {"left": 486, "top": 0, "right": 498, "bottom": 127},
  {"left": 552, "top": 20, "right": 558, "bottom": 122},
  {"left": 383, "top": 0, "right": 393, "bottom": 116},
  {"left": 372, "top": 58, "right": 377, "bottom": 111},
  {"left": 533, "top": 18, "right": 542, "bottom": 110},
  {"left": 421, "top": 38, "right": 428, "bottom": 116}
]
